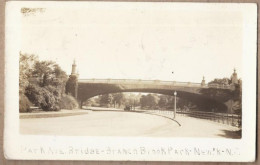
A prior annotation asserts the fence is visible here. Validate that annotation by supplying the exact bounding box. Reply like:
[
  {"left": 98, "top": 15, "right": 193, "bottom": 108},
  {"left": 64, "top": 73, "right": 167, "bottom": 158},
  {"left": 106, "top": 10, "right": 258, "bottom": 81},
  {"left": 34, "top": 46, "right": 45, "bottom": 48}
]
[
  {"left": 177, "top": 110, "right": 241, "bottom": 127},
  {"left": 141, "top": 109, "right": 241, "bottom": 128}
]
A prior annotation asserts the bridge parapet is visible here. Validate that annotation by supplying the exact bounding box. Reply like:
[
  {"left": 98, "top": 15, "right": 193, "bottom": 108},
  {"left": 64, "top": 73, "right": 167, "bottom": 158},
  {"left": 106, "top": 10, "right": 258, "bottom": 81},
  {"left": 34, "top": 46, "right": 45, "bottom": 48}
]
[{"left": 78, "top": 79, "right": 234, "bottom": 89}]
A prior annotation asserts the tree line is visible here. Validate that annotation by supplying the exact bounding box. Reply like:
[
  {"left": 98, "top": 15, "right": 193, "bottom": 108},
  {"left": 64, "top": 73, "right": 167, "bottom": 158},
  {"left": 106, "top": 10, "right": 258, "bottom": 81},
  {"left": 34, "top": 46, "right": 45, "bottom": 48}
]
[{"left": 84, "top": 93, "right": 193, "bottom": 111}]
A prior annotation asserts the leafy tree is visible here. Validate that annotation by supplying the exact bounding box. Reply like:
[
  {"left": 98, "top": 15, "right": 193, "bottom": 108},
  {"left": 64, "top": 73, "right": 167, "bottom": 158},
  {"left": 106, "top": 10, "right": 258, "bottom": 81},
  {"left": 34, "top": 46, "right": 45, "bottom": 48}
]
[
  {"left": 25, "top": 84, "right": 60, "bottom": 111},
  {"left": 231, "top": 81, "right": 242, "bottom": 114},
  {"left": 112, "top": 93, "right": 126, "bottom": 108},
  {"left": 19, "top": 53, "right": 38, "bottom": 112},
  {"left": 208, "top": 78, "right": 231, "bottom": 85},
  {"left": 99, "top": 94, "right": 114, "bottom": 107},
  {"left": 19, "top": 52, "right": 38, "bottom": 93},
  {"left": 32, "top": 61, "right": 67, "bottom": 88},
  {"left": 124, "top": 93, "right": 139, "bottom": 107},
  {"left": 158, "top": 95, "right": 169, "bottom": 108},
  {"left": 65, "top": 75, "right": 78, "bottom": 97},
  {"left": 140, "top": 94, "right": 159, "bottom": 109},
  {"left": 20, "top": 53, "right": 72, "bottom": 111}
]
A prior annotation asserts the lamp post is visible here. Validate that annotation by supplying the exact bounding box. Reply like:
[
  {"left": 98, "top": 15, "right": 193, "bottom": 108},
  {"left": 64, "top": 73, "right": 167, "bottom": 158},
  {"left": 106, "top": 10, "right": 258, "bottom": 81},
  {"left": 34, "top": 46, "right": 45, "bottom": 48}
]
[
  {"left": 174, "top": 91, "right": 177, "bottom": 119},
  {"left": 133, "top": 99, "right": 135, "bottom": 111}
]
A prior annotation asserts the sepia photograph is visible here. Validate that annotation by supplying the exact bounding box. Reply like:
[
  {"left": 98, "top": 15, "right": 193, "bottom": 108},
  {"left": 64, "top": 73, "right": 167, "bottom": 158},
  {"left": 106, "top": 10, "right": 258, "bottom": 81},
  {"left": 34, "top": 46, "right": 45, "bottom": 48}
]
[{"left": 4, "top": 1, "right": 257, "bottom": 162}]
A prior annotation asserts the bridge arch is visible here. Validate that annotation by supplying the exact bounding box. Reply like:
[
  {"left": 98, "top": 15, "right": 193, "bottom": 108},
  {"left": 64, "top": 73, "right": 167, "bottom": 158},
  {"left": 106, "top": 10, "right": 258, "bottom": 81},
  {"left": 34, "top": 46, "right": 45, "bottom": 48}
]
[{"left": 77, "top": 83, "right": 228, "bottom": 112}]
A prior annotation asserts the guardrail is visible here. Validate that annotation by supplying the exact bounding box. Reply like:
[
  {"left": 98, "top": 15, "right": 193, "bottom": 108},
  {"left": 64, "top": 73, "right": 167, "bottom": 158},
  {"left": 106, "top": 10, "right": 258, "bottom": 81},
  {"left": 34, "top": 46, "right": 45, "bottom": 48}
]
[{"left": 177, "top": 110, "right": 241, "bottom": 127}]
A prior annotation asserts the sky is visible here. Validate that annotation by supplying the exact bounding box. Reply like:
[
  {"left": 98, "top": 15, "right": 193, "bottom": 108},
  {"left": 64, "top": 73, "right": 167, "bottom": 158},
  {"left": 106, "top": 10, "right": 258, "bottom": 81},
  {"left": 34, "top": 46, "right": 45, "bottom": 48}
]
[{"left": 21, "top": 2, "right": 243, "bottom": 83}]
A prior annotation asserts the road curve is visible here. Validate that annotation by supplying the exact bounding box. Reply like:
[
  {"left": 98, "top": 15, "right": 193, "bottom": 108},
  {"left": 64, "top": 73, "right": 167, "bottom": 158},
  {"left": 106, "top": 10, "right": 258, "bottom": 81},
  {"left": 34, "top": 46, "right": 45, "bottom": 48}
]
[{"left": 20, "top": 110, "right": 240, "bottom": 138}]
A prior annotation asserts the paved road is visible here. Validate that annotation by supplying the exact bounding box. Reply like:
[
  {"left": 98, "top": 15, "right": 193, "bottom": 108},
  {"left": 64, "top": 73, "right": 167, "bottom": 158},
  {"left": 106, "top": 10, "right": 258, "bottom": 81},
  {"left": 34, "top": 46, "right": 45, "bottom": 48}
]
[{"left": 20, "top": 110, "right": 240, "bottom": 138}]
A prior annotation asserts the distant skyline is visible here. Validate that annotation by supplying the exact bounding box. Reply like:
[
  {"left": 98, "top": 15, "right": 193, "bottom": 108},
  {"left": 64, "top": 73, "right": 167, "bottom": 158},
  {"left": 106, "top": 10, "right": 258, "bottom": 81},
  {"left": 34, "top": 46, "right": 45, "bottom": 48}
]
[{"left": 21, "top": 2, "right": 243, "bottom": 83}]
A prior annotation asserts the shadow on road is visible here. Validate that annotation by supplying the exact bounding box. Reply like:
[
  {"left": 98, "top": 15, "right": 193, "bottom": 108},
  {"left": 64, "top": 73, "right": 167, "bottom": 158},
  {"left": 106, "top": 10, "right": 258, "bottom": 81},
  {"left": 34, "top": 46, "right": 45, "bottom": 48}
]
[{"left": 217, "top": 129, "right": 242, "bottom": 139}]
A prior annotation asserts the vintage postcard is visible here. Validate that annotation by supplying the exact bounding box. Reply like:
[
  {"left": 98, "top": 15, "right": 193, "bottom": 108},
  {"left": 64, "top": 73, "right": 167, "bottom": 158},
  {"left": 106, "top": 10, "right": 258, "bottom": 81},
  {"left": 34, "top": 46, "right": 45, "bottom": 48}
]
[{"left": 4, "top": 1, "right": 257, "bottom": 162}]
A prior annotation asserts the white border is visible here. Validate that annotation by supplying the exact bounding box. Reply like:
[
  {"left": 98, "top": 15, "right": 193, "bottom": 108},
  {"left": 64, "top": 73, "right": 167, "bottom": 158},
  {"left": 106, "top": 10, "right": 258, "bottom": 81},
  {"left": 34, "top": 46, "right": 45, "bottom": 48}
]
[{"left": 4, "top": 1, "right": 257, "bottom": 162}]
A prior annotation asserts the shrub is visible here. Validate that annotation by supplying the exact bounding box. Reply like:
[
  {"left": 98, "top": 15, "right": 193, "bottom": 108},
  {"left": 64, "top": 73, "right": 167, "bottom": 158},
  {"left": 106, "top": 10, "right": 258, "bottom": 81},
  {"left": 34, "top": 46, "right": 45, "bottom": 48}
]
[
  {"left": 25, "top": 84, "right": 44, "bottom": 106},
  {"left": 19, "top": 93, "right": 32, "bottom": 112},
  {"left": 59, "top": 94, "right": 79, "bottom": 110},
  {"left": 40, "top": 88, "right": 60, "bottom": 111},
  {"left": 25, "top": 84, "right": 60, "bottom": 111}
]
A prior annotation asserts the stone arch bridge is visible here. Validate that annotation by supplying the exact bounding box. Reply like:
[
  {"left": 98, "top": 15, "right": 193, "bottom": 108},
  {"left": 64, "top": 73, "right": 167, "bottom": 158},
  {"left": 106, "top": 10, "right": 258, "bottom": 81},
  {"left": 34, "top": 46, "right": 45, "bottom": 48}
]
[{"left": 66, "top": 77, "right": 235, "bottom": 112}]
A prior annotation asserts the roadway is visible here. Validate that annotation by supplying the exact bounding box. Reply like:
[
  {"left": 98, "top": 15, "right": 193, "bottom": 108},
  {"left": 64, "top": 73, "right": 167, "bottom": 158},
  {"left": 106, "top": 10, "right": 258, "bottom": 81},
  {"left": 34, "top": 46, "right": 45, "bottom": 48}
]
[{"left": 20, "top": 109, "right": 241, "bottom": 138}]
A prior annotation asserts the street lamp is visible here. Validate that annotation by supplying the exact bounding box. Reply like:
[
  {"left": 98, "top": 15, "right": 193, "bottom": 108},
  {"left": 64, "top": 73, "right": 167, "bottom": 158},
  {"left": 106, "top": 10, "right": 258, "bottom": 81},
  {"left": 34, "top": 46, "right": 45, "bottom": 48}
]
[
  {"left": 133, "top": 99, "right": 135, "bottom": 111},
  {"left": 174, "top": 91, "right": 177, "bottom": 119}
]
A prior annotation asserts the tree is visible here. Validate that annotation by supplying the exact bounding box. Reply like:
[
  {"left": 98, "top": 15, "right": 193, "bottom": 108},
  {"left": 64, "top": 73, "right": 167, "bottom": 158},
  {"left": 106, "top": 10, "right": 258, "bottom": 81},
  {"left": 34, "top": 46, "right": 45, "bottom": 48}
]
[
  {"left": 19, "top": 53, "right": 38, "bottom": 112},
  {"left": 99, "top": 94, "right": 114, "bottom": 107},
  {"left": 19, "top": 52, "right": 38, "bottom": 93},
  {"left": 20, "top": 53, "right": 72, "bottom": 111},
  {"left": 208, "top": 78, "right": 231, "bottom": 85},
  {"left": 231, "top": 80, "right": 242, "bottom": 114},
  {"left": 25, "top": 84, "right": 60, "bottom": 111},
  {"left": 112, "top": 93, "right": 125, "bottom": 108},
  {"left": 52, "top": 64, "right": 68, "bottom": 94},
  {"left": 140, "top": 94, "right": 159, "bottom": 109},
  {"left": 65, "top": 75, "right": 78, "bottom": 97},
  {"left": 32, "top": 61, "right": 67, "bottom": 87},
  {"left": 158, "top": 95, "right": 169, "bottom": 108}
]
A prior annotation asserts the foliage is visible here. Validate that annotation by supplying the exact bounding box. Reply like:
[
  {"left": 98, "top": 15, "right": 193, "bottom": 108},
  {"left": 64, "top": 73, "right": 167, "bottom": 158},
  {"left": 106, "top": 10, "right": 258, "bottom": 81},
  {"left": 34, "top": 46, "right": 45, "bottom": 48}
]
[
  {"left": 99, "top": 94, "right": 114, "bottom": 107},
  {"left": 59, "top": 94, "right": 79, "bottom": 110},
  {"left": 158, "top": 95, "right": 177, "bottom": 109},
  {"left": 200, "top": 80, "right": 242, "bottom": 113},
  {"left": 231, "top": 83, "right": 242, "bottom": 114},
  {"left": 208, "top": 78, "right": 231, "bottom": 85},
  {"left": 65, "top": 75, "right": 78, "bottom": 97},
  {"left": 19, "top": 52, "right": 70, "bottom": 112},
  {"left": 124, "top": 93, "right": 140, "bottom": 107},
  {"left": 200, "top": 88, "right": 233, "bottom": 102},
  {"left": 84, "top": 97, "right": 100, "bottom": 107},
  {"left": 19, "top": 93, "right": 32, "bottom": 112},
  {"left": 112, "top": 93, "right": 125, "bottom": 107},
  {"left": 19, "top": 52, "right": 38, "bottom": 93},
  {"left": 25, "top": 84, "right": 60, "bottom": 111},
  {"left": 158, "top": 95, "right": 169, "bottom": 108},
  {"left": 32, "top": 61, "right": 67, "bottom": 88},
  {"left": 140, "top": 94, "right": 159, "bottom": 109},
  {"left": 85, "top": 93, "right": 140, "bottom": 108}
]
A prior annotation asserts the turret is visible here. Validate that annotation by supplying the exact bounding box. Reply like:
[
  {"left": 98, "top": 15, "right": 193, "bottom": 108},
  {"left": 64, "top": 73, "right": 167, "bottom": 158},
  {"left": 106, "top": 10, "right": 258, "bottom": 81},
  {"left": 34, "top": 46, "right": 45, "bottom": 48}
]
[
  {"left": 66, "top": 60, "right": 79, "bottom": 99},
  {"left": 201, "top": 76, "right": 206, "bottom": 86},
  {"left": 71, "top": 59, "right": 77, "bottom": 75},
  {"left": 231, "top": 68, "right": 238, "bottom": 84}
]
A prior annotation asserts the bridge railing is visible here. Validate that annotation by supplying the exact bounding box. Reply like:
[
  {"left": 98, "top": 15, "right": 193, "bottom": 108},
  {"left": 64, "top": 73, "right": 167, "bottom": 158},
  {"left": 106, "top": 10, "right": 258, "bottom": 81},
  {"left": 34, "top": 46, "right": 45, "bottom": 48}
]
[
  {"left": 177, "top": 110, "right": 241, "bottom": 127},
  {"left": 78, "top": 79, "right": 234, "bottom": 89},
  {"left": 79, "top": 79, "right": 205, "bottom": 87}
]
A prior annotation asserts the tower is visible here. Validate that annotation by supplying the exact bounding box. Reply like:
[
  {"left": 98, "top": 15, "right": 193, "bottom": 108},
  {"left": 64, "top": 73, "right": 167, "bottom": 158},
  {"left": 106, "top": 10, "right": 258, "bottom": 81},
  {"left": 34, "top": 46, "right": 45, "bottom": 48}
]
[
  {"left": 65, "top": 59, "right": 79, "bottom": 99},
  {"left": 71, "top": 59, "right": 77, "bottom": 75},
  {"left": 201, "top": 76, "right": 206, "bottom": 86},
  {"left": 231, "top": 68, "right": 238, "bottom": 84}
]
